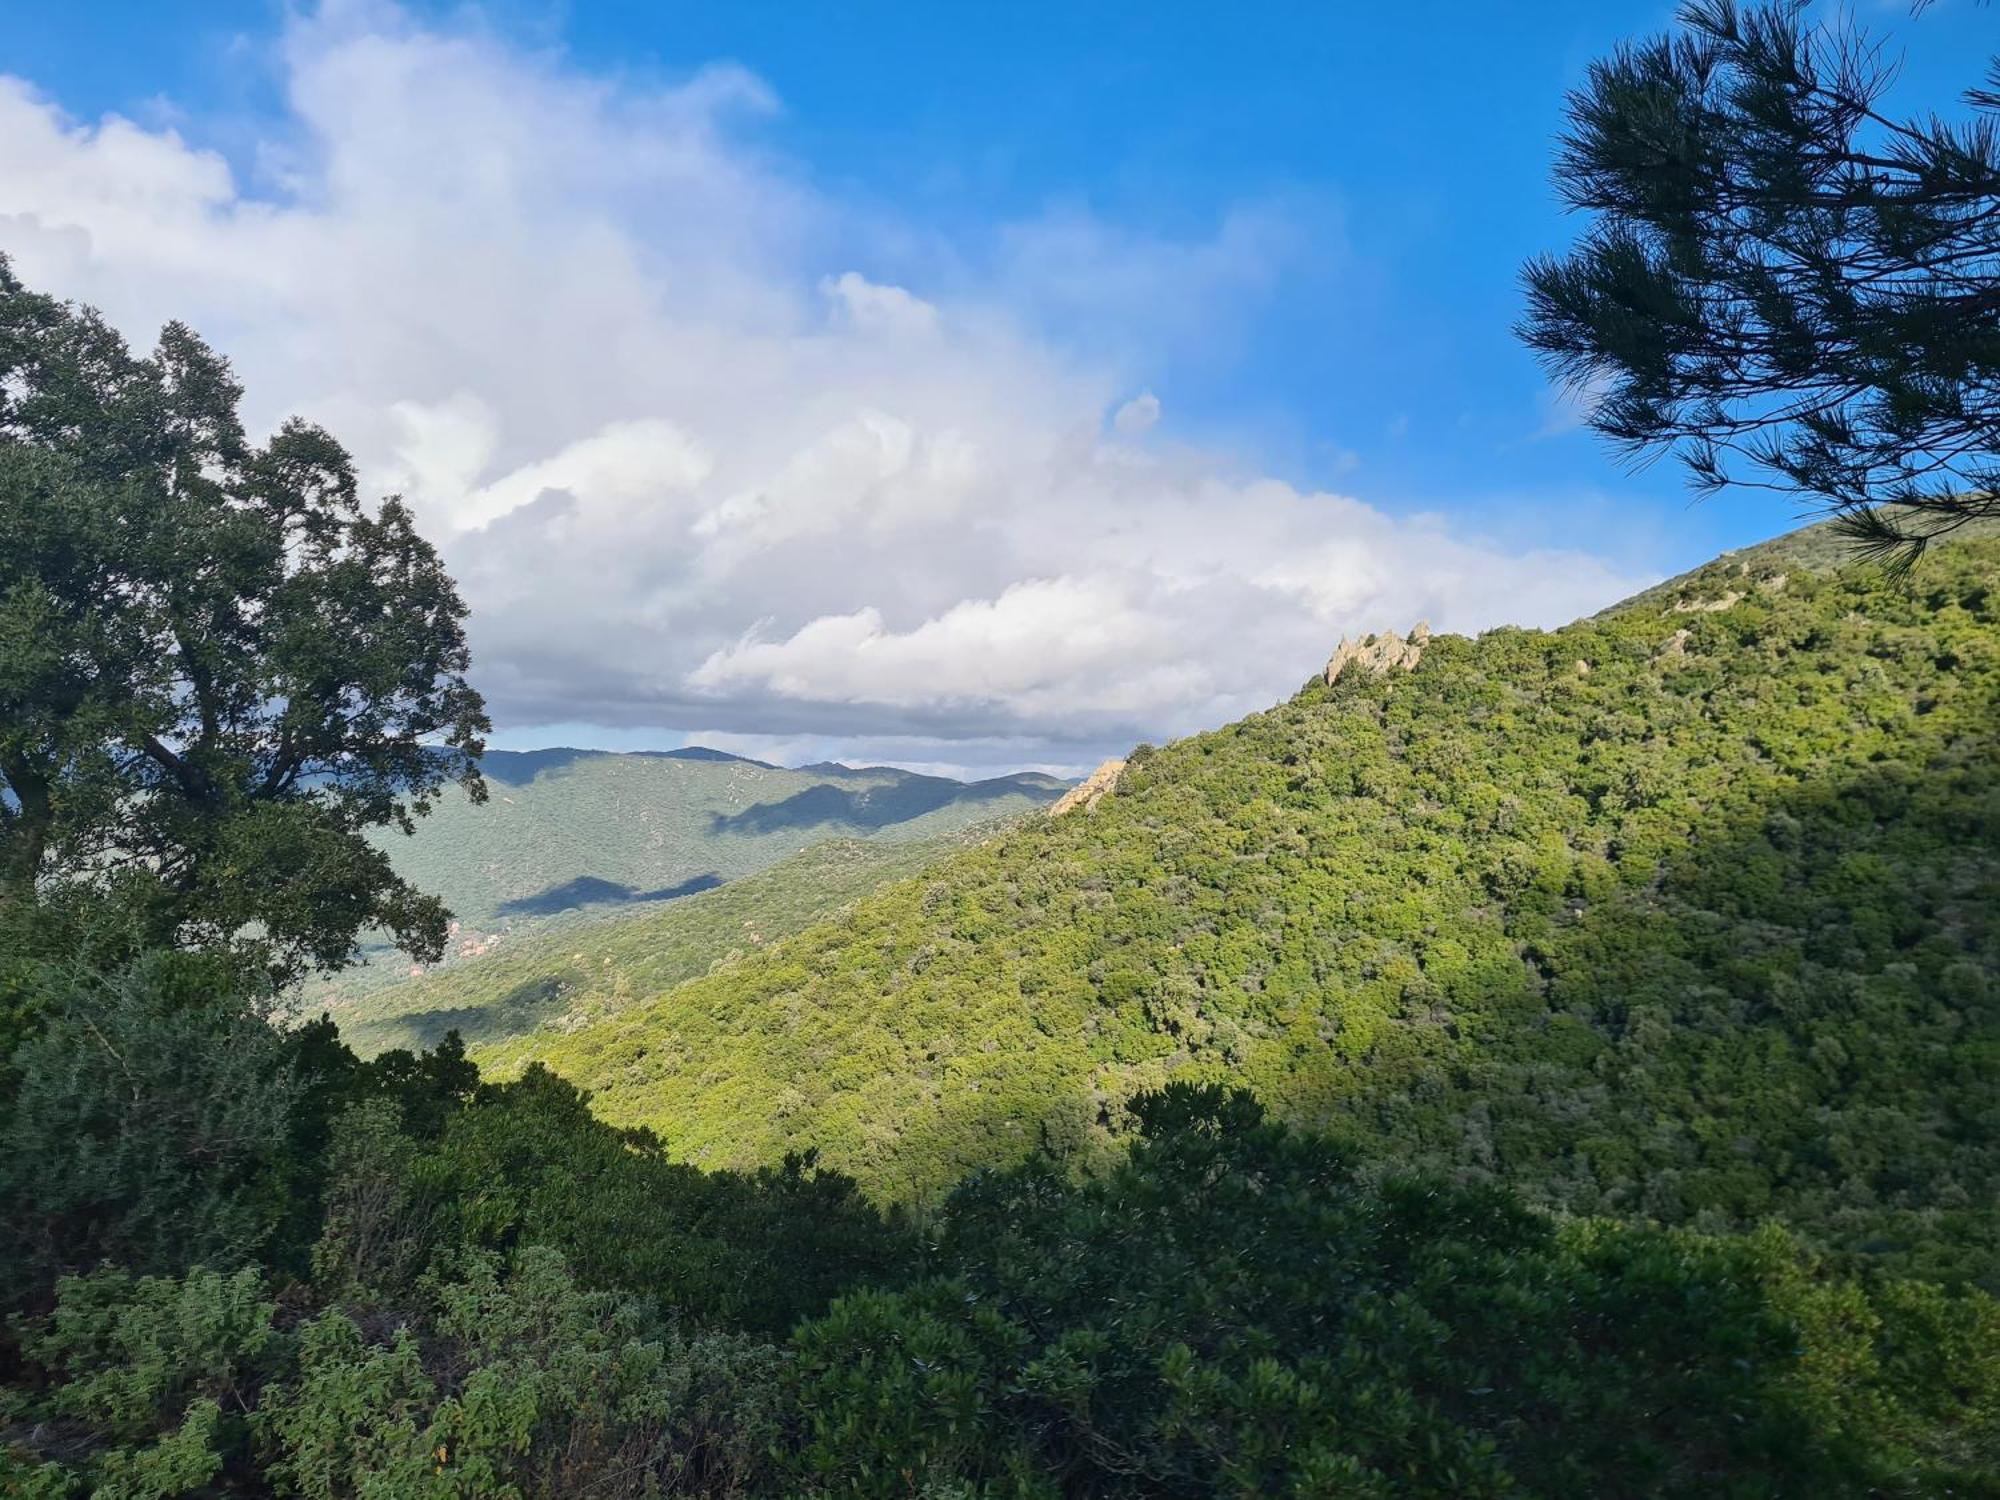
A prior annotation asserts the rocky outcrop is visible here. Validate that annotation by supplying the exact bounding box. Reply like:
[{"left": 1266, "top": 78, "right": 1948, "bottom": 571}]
[
  {"left": 1667, "top": 568, "right": 1788, "bottom": 615},
  {"left": 1671, "top": 590, "right": 1744, "bottom": 614},
  {"left": 1049, "top": 758, "right": 1125, "bottom": 817},
  {"left": 1324, "top": 621, "right": 1430, "bottom": 686}
]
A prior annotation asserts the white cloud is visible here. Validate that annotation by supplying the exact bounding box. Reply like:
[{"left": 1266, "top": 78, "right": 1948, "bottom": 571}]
[
  {"left": 691, "top": 576, "right": 1181, "bottom": 713},
  {"left": 821, "top": 271, "right": 941, "bottom": 339},
  {"left": 1112, "top": 391, "right": 1161, "bottom": 435},
  {"left": 0, "top": 3, "right": 1652, "bottom": 775},
  {"left": 423, "top": 416, "right": 713, "bottom": 532}
]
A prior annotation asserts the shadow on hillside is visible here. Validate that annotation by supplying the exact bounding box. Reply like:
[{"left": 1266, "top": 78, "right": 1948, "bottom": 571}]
[
  {"left": 479, "top": 748, "right": 605, "bottom": 785},
  {"left": 710, "top": 776, "right": 1037, "bottom": 838},
  {"left": 497, "top": 871, "right": 722, "bottom": 918},
  {"left": 360, "top": 975, "right": 567, "bottom": 1056},
  {"left": 479, "top": 746, "right": 768, "bottom": 786}
]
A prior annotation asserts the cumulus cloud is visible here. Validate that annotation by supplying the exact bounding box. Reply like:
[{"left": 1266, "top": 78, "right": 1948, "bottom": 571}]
[{"left": 0, "top": 2, "right": 1651, "bottom": 774}]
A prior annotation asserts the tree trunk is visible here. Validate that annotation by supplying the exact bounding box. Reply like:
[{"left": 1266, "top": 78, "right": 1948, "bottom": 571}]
[{"left": 0, "top": 754, "right": 52, "bottom": 895}]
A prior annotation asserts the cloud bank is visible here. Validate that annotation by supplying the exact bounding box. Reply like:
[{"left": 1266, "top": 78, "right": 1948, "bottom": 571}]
[{"left": 0, "top": 2, "right": 1649, "bottom": 774}]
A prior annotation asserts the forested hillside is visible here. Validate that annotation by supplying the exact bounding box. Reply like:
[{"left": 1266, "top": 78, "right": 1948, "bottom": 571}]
[
  {"left": 309, "top": 750, "right": 1062, "bottom": 1007},
  {"left": 484, "top": 527, "right": 2000, "bottom": 1284},
  {"left": 327, "top": 829, "right": 1018, "bottom": 1056}
]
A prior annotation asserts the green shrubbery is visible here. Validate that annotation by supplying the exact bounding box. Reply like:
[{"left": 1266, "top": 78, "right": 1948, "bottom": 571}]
[
  {"left": 7, "top": 1043, "right": 1997, "bottom": 1496},
  {"left": 0, "top": 945, "right": 905, "bottom": 1495},
  {"left": 5, "top": 1246, "right": 798, "bottom": 1499},
  {"left": 9, "top": 1265, "right": 278, "bottom": 1497},
  {"left": 794, "top": 1084, "right": 2000, "bottom": 1497},
  {"left": 261, "top": 1248, "right": 791, "bottom": 1499},
  {"left": 0, "top": 957, "right": 304, "bottom": 1292},
  {"left": 8, "top": 523, "right": 1999, "bottom": 1491}
]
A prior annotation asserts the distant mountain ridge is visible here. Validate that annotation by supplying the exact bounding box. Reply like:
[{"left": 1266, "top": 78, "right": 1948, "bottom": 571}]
[
  {"left": 477, "top": 746, "right": 780, "bottom": 783},
  {"left": 307, "top": 748, "right": 1066, "bottom": 1014}
]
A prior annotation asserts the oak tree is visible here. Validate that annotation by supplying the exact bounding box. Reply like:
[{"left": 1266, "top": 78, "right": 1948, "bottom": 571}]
[{"left": 0, "top": 261, "right": 488, "bottom": 980}]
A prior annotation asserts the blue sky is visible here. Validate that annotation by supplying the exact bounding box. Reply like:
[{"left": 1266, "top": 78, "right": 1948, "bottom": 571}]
[{"left": 4, "top": 1, "right": 1990, "bottom": 771}]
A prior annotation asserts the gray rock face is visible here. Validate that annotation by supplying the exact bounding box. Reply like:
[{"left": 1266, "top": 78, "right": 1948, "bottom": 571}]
[{"left": 1324, "top": 621, "right": 1430, "bottom": 686}]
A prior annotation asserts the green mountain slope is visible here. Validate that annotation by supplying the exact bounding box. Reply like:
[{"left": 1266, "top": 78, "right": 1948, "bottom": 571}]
[
  {"left": 325, "top": 827, "right": 1015, "bottom": 1056},
  {"left": 303, "top": 750, "right": 1064, "bottom": 1009},
  {"left": 391, "top": 749, "right": 1063, "bottom": 927},
  {"left": 480, "top": 529, "right": 2000, "bottom": 1282}
]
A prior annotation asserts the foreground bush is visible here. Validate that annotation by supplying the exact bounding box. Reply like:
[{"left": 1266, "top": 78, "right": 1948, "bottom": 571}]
[
  {"left": 0, "top": 956, "right": 303, "bottom": 1300},
  {"left": 5, "top": 1251, "right": 790, "bottom": 1499},
  {"left": 790, "top": 1085, "right": 2000, "bottom": 1498},
  {"left": 11, "top": 1083, "right": 1992, "bottom": 1497}
]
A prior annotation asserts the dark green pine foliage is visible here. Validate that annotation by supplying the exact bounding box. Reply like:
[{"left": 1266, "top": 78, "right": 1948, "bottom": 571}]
[
  {"left": 1520, "top": 1, "right": 2000, "bottom": 566},
  {"left": 488, "top": 526, "right": 2000, "bottom": 1286},
  {"left": 0, "top": 955, "right": 305, "bottom": 1295}
]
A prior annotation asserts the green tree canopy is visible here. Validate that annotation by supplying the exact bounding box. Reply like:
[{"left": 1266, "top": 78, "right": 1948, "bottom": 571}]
[
  {"left": 1521, "top": 1, "right": 2000, "bottom": 567},
  {"left": 0, "top": 260, "right": 488, "bottom": 979}
]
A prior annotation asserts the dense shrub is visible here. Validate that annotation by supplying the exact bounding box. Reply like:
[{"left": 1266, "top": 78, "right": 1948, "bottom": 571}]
[
  {"left": 407, "top": 1064, "right": 915, "bottom": 1335},
  {"left": 264, "top": 1248, "right": 789, "bottom": 1499},
  {"left": 0, "top": 956, "right": 304, "bottom": 1305},
  {"left": 789, "top": 1084, "right": 2000, "bottom": 1497},
  {"left": 11, "top": 1084, "right": 1995, "bottom": 1495},
  {"left": 3, "top": 1265, "right": 279, "bottom": 1496}
]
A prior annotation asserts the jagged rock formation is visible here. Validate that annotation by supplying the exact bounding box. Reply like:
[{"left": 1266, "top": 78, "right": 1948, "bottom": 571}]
[
  {"left": 1324, "top": 621, "right": 1430, "bottom": 685},
  {"left": 1049, "top": 758, "right": 1126, "bottom": 817}
]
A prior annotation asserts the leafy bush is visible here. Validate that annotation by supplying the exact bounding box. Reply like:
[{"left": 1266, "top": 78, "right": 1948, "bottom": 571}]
[
  {"left": 6, "top": 1058, "right": 1997, "bottom": 1495},
  {"left": 265, "top": 1247, "right": 789, "bottom": 1499},
  {"left": 309, "top": 1099, "right": 434, "bottom": 1297},
  {"left": 407, "top": 1064, "right": 914, "bottom": 1334},
  {"left": 789, "top": 1084, "right": 2000, "bottom": 1497},
  {"left": 0, "top": 956, "right": 303, "bottom": 1305},
  {"left": 7, "top": 1265, "right": 280, "bottom": 1497}
]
